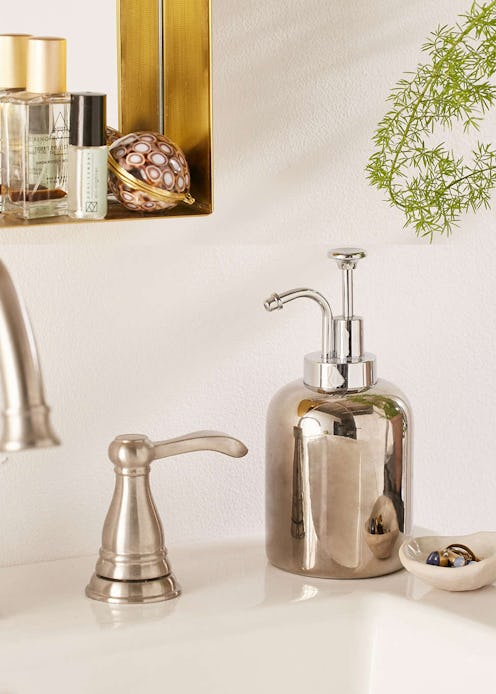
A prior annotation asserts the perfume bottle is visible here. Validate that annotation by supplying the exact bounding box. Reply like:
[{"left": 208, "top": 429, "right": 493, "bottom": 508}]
[
  {"left": 0, "top": 34, "right": 31, "bottom": 212},
  {"left": 2, "top": 37, "right": 70, "bottom": 220},
  {"left": 68, "top": 93, "right": 107, "bottom": 220}
]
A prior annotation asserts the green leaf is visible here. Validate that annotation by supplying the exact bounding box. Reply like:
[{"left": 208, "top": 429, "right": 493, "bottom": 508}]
[{"left": 367, "top": 1, "right": 496, "bottom": 237}]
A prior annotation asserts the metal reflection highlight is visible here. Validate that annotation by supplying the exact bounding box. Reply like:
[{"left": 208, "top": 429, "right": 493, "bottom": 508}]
[{"left": 0, "top": 259, "right": 59, "bottom": 452}]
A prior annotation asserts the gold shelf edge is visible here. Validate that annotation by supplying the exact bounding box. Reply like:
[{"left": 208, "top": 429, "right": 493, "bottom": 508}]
[{"left": 0, "top": 202, "right": 211, "bottom": 228}]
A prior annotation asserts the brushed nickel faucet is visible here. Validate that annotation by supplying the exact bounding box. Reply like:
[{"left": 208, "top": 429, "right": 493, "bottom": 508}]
[
  {"left": 87, "top": 430, "right": 248, "bottom": 604},
  {"left": 0, "top": 259, "right": 59, "bottom": 452}
]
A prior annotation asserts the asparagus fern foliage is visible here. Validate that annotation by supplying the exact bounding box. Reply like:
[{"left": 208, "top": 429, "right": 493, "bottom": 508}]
[{"left": 367, "top": 1, "right": 496, "bottom": 239}]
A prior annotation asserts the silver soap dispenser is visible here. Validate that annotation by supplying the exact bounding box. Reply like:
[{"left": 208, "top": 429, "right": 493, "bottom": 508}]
[{"left": 264, "top": 248, "right": 412, "bottom": 578}]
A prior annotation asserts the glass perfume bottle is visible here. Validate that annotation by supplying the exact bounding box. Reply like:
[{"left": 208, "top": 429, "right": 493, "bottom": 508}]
[
  {"left": 2, "top": 37, "right": 70, "bottom": 220},
  {"left": 0, "top": 34, "right": 31, "bottom": 212},
  {"left": 68, "top": 93, "right": 107, "bottom": 220}
]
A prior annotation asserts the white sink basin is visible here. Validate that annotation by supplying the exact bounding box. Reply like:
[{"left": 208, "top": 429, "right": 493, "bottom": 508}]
[{"left": 0, "top": 539, "right": 494, "bottom": 693}]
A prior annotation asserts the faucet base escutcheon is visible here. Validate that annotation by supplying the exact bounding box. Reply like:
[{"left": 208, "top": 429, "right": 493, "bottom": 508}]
[{"left": 85, "top": 572, "right": 181, "bottom": 604}]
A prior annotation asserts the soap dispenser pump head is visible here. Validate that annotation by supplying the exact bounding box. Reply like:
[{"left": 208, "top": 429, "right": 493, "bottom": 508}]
[
  {"left": 264, "top": 247, "right": 377, "bottom": 393},
  {"left": 329, "top": 247, "right": 365, "bottom": 319},
  {"left": 329, "top": 247, "right": 366, "bottom": 362}
]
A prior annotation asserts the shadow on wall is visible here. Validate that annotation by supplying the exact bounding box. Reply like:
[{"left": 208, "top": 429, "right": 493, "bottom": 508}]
[
  {"left": 214, "top": 0, "right": 452, "bottom": 147},
  {"left": 212, "top": 0, "right": 469, "bottom": 229}
]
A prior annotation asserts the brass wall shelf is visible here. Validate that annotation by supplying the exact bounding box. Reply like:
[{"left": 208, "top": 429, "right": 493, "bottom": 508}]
[
  {"left": 0, "top": 0, "right": 212, "bottom": 229},
  {"left": 0, "top": 201, "right": 211, "bottom": 228}
]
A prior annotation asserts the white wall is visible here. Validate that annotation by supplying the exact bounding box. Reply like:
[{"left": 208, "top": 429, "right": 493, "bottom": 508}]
[{"left": 1, "top": 0, "right": 496, "bottom": 566}]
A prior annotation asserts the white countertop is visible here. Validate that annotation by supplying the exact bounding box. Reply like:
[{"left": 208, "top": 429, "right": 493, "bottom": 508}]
[{"left": 1, "top": 537, "right": 495, "bottom": 693}]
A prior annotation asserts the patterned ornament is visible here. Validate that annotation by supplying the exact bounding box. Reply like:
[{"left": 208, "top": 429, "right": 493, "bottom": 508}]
[
  {"left": 108, "top": 131, "right": 193, "bottom": 212},
  {"left": 106, "top": 126, "right": 122, "bottom": 146}
]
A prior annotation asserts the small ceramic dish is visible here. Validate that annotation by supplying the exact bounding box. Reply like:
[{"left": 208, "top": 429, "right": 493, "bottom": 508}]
[{"left": 399, "top": 532, "right": 496, "bottom": 591}]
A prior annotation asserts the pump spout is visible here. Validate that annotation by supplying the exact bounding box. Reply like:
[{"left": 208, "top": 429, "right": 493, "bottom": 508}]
[
  {"left": 264, "top": 288, "right": 334, "bottom": 362},
  {"left": 0, "top": 260, "right": 59, "bottom": 452}
]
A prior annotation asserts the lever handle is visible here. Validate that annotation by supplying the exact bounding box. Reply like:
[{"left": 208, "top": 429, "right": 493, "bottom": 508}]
[
  {"left": 108, "top": 430, "right": 248, "bottom": 471},
  {"left": 153, "top": 430, "right": 248, "bottom": 461}
]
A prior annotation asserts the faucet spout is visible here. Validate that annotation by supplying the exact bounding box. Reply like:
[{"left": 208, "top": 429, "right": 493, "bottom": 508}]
[{"left": 0, "top": 260, "right": 59, "bottom": 452}]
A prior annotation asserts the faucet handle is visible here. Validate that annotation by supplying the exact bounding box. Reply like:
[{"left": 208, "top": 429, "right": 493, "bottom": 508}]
[
  {"left": 153, "top": 430, "right": 248, "bottom": 459},
  {"left": 86, "top": 429, "right": 248, "bottom": 605},
  {"left": 108, "top": 430, "right": 248, "bottom": 471}
]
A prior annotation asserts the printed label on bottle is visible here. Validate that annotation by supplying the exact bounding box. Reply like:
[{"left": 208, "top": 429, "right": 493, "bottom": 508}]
[
  {"left": 68, "top": 146, "right": 108, "bottom": 219},
  {"left": 28, "top": 133, "right": 68, "bottom": 191},
  {"left": 27, "top": 107, "right": 68, "bottom": 192}
]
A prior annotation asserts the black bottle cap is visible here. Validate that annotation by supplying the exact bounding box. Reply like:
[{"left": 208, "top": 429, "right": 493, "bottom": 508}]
[{"left": 70, "top": 92, "right": 106, "bottom": 147}]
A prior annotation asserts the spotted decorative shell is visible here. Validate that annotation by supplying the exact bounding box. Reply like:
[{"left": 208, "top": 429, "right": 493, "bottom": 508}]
[
  {"left": 108, "top": 131, "right": 191, "bottom": 212},
  {"left": 106, "top": 126, "right": 122, "bottom": 146}
]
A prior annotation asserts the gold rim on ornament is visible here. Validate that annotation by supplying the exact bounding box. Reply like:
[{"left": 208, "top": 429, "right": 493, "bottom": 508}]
[{"left": 108, "top": 155, "right": 195, "bottom": 206}]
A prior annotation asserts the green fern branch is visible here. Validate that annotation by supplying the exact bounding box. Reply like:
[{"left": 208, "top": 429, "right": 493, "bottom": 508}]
[{"left": 367, "top": 1, "right": 496, "bottom": 239}]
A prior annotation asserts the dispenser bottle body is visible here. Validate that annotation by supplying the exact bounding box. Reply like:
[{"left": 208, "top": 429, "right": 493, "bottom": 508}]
[{"left": 266, "top": 377, "right": 412, "bottom": 578}]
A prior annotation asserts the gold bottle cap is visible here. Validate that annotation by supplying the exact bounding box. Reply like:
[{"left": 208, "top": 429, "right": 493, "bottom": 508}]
[
  {"left": 0, "top": 34, "right": 31, "bottom": 89},
  {"left": 26, "top": 37, "right": 66, "bottom": 94}
]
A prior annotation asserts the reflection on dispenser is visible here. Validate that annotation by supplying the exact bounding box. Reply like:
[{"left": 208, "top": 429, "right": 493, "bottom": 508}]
[
  {"left": 291, "top": 427, "right": 305, "bottom": 541},
  {"left": 279, "top": 380, "right": 410, "bottom": 578},
  {"left": 365, "top": 496, "right": 400, "bottom": 560}
]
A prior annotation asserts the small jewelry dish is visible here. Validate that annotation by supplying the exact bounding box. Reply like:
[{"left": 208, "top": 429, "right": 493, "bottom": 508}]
[{"left": 399, "top": 532, "right": 496, "bottom": 591}]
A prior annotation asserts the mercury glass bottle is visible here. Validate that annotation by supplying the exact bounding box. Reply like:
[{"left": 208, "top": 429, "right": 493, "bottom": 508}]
[
  {"left": 263, "top": 249, "right": 412, "bottom": 579},
  {"left": 0, "top": 34, "right": 31, "bottom": 212},
  {"left": 68, "top": 92, "right": 107, "bottom": 220},
  {"left": 2, "top": 37, "right": 70, "bottom": 220}
]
